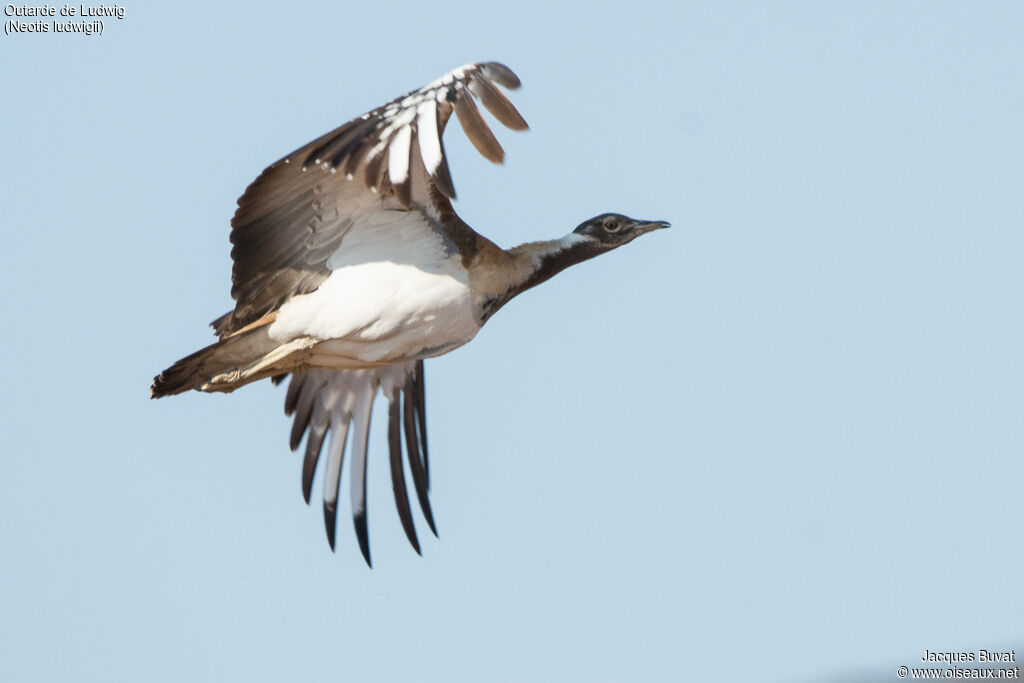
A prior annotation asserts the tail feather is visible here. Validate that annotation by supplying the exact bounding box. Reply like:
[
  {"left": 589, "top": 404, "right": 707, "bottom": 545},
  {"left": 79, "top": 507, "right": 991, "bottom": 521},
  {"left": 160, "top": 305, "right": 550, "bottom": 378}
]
[
  {"left": 151, "top": 343, "right": 220, "bottom": 397},
  {"left": 151, "top": 321, "right": 315, "bottom": 398}
]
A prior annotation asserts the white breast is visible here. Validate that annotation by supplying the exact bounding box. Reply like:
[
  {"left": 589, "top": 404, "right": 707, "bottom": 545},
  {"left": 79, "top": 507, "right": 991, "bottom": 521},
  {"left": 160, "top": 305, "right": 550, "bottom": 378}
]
[{"left": 268, "top": 210, "right": 482, "bottom": 366}]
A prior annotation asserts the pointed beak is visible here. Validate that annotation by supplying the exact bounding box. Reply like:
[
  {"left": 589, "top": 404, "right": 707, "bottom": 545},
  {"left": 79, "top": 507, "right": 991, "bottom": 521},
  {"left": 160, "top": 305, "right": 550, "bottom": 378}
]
[{"left": 640, "top": 220, "right": 671, "bottom": 233}]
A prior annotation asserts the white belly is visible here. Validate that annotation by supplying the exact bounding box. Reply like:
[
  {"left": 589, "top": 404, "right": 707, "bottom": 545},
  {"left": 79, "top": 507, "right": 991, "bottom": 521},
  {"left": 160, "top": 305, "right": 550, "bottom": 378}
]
[{"left": 268, "top": 257, "right": 481, "bottom": 366}]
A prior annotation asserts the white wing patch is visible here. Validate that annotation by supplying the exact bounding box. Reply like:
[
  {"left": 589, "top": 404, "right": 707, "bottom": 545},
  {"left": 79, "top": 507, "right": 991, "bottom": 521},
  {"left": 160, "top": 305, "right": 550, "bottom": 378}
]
[
  {"left": 415, "top": 101, "right": 443, "bottom": 176},
  {"left": 387, "top": 125, "right": 413, "bottom": 187}
]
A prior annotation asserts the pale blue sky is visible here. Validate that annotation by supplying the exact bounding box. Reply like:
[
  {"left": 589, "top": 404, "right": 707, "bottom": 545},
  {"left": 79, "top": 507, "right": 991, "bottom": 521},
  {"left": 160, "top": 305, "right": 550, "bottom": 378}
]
[{"left": 2, "top": 2, "right": 1022, "bottom": 682}]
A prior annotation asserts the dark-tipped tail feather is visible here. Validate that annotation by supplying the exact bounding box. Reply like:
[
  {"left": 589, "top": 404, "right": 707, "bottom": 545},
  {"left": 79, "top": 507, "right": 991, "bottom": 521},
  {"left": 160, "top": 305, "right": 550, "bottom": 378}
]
[
  {"left": 151, "top": 318, "right": 307, "bottom": 398},
  {"left": 151, "top": 343, "right": 218, "bottom": 397}
]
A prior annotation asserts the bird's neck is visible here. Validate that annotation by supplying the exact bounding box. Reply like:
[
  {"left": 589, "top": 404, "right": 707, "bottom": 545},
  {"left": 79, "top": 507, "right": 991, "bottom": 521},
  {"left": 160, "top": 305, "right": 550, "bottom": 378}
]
[
  {"left": 510, "top": 233, "right": 605, "bottom": 294},
  {"left": 475, "top": 233, "right": 604, "bottom": 321}
]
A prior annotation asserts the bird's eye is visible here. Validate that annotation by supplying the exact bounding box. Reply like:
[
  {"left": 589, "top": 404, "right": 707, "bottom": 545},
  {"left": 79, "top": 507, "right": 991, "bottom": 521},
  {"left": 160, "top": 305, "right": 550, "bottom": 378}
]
[{"left": 604, "top": 220, "right": 621, "bottom": 232}]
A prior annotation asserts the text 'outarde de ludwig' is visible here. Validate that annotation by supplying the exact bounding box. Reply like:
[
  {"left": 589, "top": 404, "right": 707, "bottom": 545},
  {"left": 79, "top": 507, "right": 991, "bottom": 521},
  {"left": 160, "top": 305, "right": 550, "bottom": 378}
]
[{"left": 3, "top": 4, "right": 126, "bottom": 19}]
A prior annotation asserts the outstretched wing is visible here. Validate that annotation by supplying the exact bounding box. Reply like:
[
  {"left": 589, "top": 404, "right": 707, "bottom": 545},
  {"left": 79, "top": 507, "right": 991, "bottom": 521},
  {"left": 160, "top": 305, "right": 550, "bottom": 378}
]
[
  {"left": 281, "top": 363, "right": 432, "bottom": 567},
  {"left": 215, "top": 62, "right": 528, "bottom": 337}
]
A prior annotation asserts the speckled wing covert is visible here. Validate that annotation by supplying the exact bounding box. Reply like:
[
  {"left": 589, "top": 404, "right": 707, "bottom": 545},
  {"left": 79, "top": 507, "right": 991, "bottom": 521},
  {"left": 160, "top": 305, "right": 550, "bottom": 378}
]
[{"left": 214, "top": 62, "right": 528, "bottom": 339}]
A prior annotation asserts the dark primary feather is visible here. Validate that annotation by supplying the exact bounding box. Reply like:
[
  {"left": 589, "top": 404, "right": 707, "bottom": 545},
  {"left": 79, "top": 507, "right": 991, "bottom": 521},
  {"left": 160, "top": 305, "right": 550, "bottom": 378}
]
[
  {"left": 455, "top": 94, "right": 505, "bottom": 163},
  {"left": 353, "top": 509, "right": 371, "bottom": 567},
  {"left": 479, "top": 62, "right": 521, "bottom": 88},
  {"left": 288, "top": 382, "right": 317, "bottom": 451},
  {"left": 348, "top": 391, "right": 374, "bottom": 566},
  {"left": 321, "top": 415, "right": 349, "bottom": 552},
  {"left": 323, "top": 501, "right": 339, "bottom": 551},
  {"left": 302, "top": 422, "right": 327, "bottom": 505},
  {"left": 412, "top": 361, "right": 430, "bottom": 489},
  {"left": 403, "top": 379, "right": 436, "bottom": 535},
  {"left": 213, "top": 63, "right": 527, "bottom": 338},
  {"left": 388, "top": 400, "right": 420, "bottom": 554},
  {"left": 469, "top": 76, "right": 529, "bottom": 131}
]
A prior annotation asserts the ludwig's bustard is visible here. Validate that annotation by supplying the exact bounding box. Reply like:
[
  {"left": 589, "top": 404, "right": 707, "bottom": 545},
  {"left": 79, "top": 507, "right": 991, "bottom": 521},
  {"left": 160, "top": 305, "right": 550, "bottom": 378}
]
[{"left": 152, "top": 62, "right": 669, "bottom": 566}]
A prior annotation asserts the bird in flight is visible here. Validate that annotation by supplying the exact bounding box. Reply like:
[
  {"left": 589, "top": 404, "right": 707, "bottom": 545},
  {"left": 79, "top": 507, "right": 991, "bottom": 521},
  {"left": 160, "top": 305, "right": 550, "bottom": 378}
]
[{"left": 152, "top": 62, "right": 669, "bottom": 566}]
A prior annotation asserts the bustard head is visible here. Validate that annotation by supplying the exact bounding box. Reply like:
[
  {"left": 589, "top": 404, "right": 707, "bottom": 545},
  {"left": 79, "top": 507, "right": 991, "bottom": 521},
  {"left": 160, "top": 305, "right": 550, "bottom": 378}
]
[
  {"left": 573, "top": 213, "right": 671, "bottom": 249},
  {"left": 500, "top": 213, "right": 669, "bottom": 307}
]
